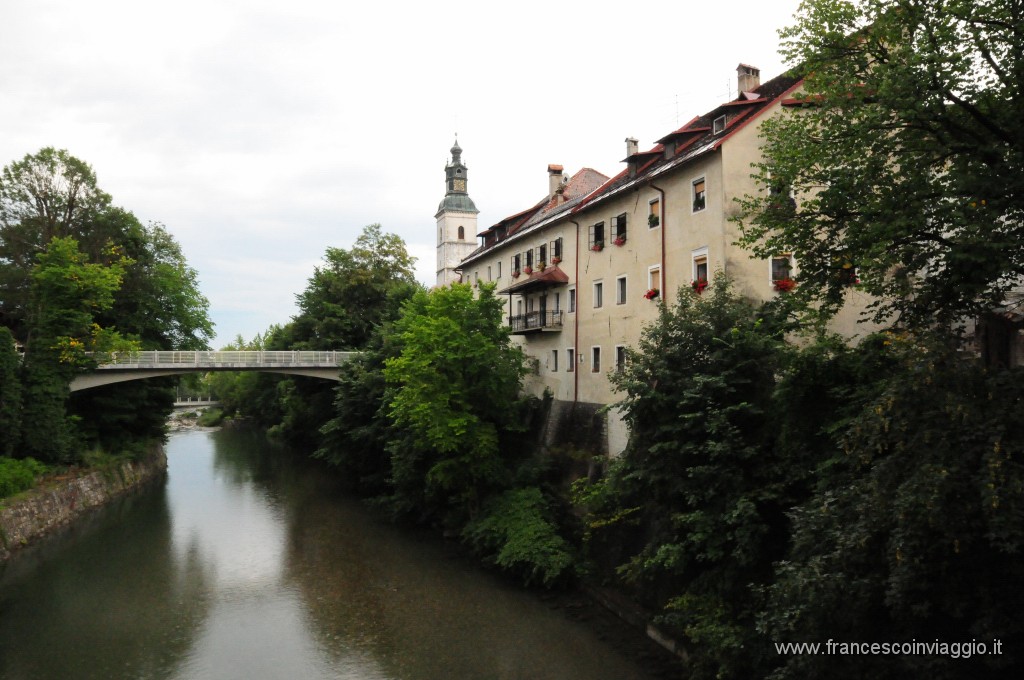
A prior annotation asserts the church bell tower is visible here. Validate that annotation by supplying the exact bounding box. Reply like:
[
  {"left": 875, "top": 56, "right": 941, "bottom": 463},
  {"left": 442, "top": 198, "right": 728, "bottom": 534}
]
[{"left": 435, "top": 137, "right": 479, "bottom": 287}]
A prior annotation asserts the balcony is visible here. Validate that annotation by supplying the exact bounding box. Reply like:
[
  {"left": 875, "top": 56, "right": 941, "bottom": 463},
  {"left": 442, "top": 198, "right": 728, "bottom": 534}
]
[{"left": 508, "top": 310, "right": 564, "bottom": 335}]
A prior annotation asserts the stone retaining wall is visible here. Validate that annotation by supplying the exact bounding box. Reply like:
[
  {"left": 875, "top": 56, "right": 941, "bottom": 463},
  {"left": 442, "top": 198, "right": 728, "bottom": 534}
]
[{"left": 0, "top": 447, "right": 167, "bottom": 562}]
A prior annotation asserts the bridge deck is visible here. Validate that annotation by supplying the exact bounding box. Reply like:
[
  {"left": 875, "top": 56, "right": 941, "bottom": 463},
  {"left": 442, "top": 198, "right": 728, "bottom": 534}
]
[{"left": 92, "top": 350, "right": 354, "bottom": 369}]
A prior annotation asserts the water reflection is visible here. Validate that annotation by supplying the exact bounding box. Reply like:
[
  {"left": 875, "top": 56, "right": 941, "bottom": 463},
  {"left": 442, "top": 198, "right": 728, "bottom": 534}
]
[
  {"left": 0, "top": 428, "right": 658, "bottom": 680},
  {"left": 0, "top": 481, "right": 210, "bottom": 680}
]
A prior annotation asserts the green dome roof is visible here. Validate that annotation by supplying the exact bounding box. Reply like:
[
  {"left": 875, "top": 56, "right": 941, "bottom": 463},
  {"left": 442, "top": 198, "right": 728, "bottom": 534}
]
[{"left": 437, "top": 193, "right": 479, "bottom": 213}]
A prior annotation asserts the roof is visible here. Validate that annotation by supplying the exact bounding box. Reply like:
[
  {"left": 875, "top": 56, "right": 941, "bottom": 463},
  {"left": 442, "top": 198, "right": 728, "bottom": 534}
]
[
  {"left": 460, "top": 167, "right": 609, "bottom": 265},
  {"left": 436, "top": 192, "right": 479, "bottom": 214},
  {"left": 497, "top": 264, "right": 570, "bottom": 295},
  {"left": 458, "top": 69, "right": 802, "bottom": 267},
  {"left": 574, "top": 70, "right": 802, "bottom": 214}
]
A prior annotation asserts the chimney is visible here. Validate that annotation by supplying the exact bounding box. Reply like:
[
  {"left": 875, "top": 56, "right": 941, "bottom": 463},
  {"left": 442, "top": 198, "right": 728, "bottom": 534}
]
[
  {"left": 737, "top": 64, "right": 761, "bottom": 94},
  {"left": 548, "top": 164, "right": 564, "bottom": 198},
  {"left": 625, "top": 137, "right": 639, "bottom": 158}
]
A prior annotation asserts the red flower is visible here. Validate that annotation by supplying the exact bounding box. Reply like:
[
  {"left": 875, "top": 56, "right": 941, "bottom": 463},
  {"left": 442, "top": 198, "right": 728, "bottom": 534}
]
[
  {"left": 773, "top": 278, "right": 796, "bottom": 293},
  {"left": 644, "top": 288, "right": 660, "bottom": 300},
  {"left": 692, "top": 278, "right": 708, "bottom": 294}
]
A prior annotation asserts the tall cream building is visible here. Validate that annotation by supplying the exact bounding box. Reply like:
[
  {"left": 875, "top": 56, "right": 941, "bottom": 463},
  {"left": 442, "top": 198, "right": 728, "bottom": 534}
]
[{"left": 455, "top": 65, "right": 877, "bottom": 454}]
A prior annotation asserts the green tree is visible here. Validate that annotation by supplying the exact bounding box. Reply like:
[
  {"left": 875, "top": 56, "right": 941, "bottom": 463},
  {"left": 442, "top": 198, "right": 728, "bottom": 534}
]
[
  {"left": 581, "top": 275, "right": 796, "bottom": 679},
  {"left": 0, "top": 326, "right": 21, "bottom": 456},
  {"left": 293, "top": 223, "right": 417, "bottom": 350},
  {"left": 383, "top": 283, "right": 527, "bottom": 525},
  {"left": 20, "top": 237, "right": 129, "bottom": 462},
  {"left": 0, "top": 148, "right": 113, "bottom": 336},
  {"left": 762, "top": 338, "right": 1024, "bottom": 680},
  {"left": 257, "top": 224, "right": 419, "bottom": 450},
  {"left": 738, "top": 0, "right": 1024, "bottom": 328}
]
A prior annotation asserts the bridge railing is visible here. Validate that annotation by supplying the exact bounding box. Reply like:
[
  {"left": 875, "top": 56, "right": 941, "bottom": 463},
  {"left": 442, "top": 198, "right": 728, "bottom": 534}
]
[{"left": 88, "top": 350, "right": 354, "bottom": 367}]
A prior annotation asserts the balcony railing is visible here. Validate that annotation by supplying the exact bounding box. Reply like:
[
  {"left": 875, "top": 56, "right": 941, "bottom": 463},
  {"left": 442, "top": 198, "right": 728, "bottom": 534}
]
[{"left": 508, "top": 310, "right": 563, "bottom": 334}]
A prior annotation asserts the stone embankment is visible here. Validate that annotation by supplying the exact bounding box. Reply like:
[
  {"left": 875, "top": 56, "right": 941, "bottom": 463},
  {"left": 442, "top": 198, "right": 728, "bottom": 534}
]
[{"left": 0, "top": 447, "right": 167, "bottom": 562}]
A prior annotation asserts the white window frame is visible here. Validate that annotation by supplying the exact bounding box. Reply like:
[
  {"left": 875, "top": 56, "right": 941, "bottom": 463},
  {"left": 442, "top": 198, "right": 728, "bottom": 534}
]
[
  {"left": 692, "top": 176, "right": 707, "bottom": 213},
  {"left": 616, "top": 275, "right": 627, "bottom": 305},
  {"left": 591, "top": 346, "right": 601, "bottom": 373},
  {"left": 551, "top": 349, "right": 559, "bottom": 372},
  {"left": 615, "top": 345, "right": 627, "bottom": 373},
  {"left": 713, "top": 114, "right": 727, "bottom": 134},
  {"left": 692, "top": 246, "right": 709, "bottom": 284},
  {"left": 647, "top": 265, "right": 662, "bottom": 292},
  {"left": 567, "top": 347, "right": 575, "bottom": 372},
  {"left": 648, "top": 197, "right": 661, "bottom": 229},
  {"left": 593, "top": 280, "right": 604, "bottom": 309},
  {"left": 569, "top": 287, "right": 576, "bottom": 313}
]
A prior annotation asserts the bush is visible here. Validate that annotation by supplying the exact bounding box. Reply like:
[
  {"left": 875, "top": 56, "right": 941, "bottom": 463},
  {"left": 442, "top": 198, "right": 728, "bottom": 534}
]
[
  {"left": 0, "top": 457, "right": 48, "bottom": 498},
  {"left": 462, "top": 486, "right": 575, "bottom": 587},
  {"left": 197, "top": 408, "right": 225, "bottom": 427}
]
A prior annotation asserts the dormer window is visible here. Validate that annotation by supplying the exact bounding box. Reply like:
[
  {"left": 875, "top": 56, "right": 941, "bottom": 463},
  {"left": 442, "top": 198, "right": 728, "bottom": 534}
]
[{"left": 713, "top": 114, "right": 727, "bottom": 134}]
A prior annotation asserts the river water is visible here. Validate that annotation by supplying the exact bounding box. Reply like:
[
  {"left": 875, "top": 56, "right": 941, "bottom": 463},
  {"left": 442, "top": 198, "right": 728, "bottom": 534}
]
[{"left": 0, "top": 427, "right": 665, "bottom": 680}]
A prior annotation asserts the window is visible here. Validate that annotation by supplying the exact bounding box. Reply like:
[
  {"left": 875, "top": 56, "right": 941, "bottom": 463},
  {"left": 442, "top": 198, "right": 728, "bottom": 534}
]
[
  {"left": 615, "top": 345, "right": 627, "bottom": 373},
  {"left": 497, "top": 261, "right": 501, "bottom": 279},
  {"left": 612, "top": 213, "right": 627, "bottom": 244},
  {"left": 487, "top": 265, "right": 492, "bottom": 281},
  {"left": 569, "top": 288, "right": 576, "bottom": 313},
  {"left": 567, "top": 348, "right": 575, "bottom": 372},
  {"left": 551, "top": 349, "right": 559, "bottom": 372},
  {"left": 552, "top": 237, "right": 563, "bottom": 261},
  {"left": 713, "top": 114, "right": 727, "bottom": 134},
  {"left": 554, "top": 292, "right": 560, "bottom": 312},
  {"left": 692, "top": 178, "right": 706, "bottom": 212},
  {"left": 648, "top": 266, "right": 661, "bottom": 292},
  {"left": 593, "top": 281, "right": 603, "bottom": 308},
  {"left": 649, "top": 198, "right": 661, "bottom": 228},
  {"left": 512, "top": 254, "right": 521, "bottom": 274},
  {"left": 517, "top": 299, "right": 523, "bottom": 316},
  {"left": 538, "top": 243, "right": 547, "bottom": 265},
  {"left": 771, "top": 254, "right": 794, "bottom": 282},
  {"left": 693, "top": 248, "right": 709, "bottom": 292},
  {"left": 458, "top": 226, "right": 465, "bottom": 239},
  {"left": 591, "top": 346, "right": 601, "bottom": 373},
  {"left": 589, "top": 222, "right": 605, "bottom": 249},
  {"left": 616, "top": 276, "right": 627, "bottom": 304},
  {"left": 525, "top": 249, "right": 534, "bottom": 268}
]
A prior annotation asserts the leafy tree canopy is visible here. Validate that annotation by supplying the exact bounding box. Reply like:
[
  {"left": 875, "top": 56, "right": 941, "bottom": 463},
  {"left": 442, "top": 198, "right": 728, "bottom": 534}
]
[
  {"left": 293, "top": 223, "right": 418, "bottom": 350},
  {"left": 738, "top": 0, "right": 1024, "bottom": 328}
]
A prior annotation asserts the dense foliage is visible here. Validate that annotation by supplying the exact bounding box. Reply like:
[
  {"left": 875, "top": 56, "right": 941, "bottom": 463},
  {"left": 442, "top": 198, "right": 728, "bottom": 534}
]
[
  {"left": 738, "top": 0, "right": 1024, "bottom": 328},
  {"left": 577, "top": 274, "right": 1023, "bottom": 678},
  {"left": 0, "top": 148, "right": 212, "bottom": 463}
]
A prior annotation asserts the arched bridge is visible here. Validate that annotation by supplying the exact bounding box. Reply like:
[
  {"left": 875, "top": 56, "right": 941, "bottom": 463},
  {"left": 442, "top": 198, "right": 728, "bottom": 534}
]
[{"left": 70, "top": 350, "right": 357, "bottom": 392}]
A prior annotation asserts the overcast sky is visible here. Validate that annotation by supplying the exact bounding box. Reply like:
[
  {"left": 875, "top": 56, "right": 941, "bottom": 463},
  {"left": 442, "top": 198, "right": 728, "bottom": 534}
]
[{"left": 1, "top": 0, "right": 802, "bottom": 347}]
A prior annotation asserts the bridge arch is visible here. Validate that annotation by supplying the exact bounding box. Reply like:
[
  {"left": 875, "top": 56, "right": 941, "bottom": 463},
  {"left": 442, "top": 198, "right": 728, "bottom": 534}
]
[{"left": 70, "top": 350, "right": 357, "bottom": 393}]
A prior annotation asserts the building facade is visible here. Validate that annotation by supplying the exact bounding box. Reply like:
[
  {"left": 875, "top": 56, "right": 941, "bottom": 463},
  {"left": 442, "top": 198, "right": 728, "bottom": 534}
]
[{"left": 456, "top": 65, "right": 878, "bottom": 454}]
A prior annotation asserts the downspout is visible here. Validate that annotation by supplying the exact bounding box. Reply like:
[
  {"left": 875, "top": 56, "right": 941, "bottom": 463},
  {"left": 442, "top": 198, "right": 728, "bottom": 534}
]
[
  {"left": 570, "top": 219, "right": 581, "bottom": 403},
  {"left": 649, "top": 184, "right": 666, "bottom": 304}
]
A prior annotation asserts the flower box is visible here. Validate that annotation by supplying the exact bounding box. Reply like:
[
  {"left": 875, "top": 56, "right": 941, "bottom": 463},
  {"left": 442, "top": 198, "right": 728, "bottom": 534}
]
[
  {"left": 643, "top": 288, "right": 660, "bottom": 300},
  {"left": 613, "top": 237, "right": 626, "bottom": 247},
  {"left": 523, "top": 266, "right": 533, "bottom": 275},
  {"left": 551, "top": 256, "right": 562, "bottom": 265},
  {"left": 591, "top": 242, "right": 604, "bottom": 252},
  {"left": 692, "top": 278, "right": 708, "bottom": 294},
  {"left": 773, "top": 277, "right": 796, "bottom": 293}
]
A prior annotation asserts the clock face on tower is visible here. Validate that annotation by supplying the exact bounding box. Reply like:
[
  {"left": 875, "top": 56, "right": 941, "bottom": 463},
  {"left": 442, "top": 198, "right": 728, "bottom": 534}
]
[{"left": 452, "top": 179, "right": 466, "bottom": 192}]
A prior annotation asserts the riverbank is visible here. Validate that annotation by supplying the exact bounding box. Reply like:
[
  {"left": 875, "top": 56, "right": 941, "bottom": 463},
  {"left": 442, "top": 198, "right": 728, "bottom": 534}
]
[{"left": 0, "top": 445, "right": 167, "bottom": 563}]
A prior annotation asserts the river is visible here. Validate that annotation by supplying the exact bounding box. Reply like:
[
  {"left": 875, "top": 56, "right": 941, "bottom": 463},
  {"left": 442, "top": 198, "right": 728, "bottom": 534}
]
[{"left": 0, "top": 427, "right": 670, "bottom": 680}]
